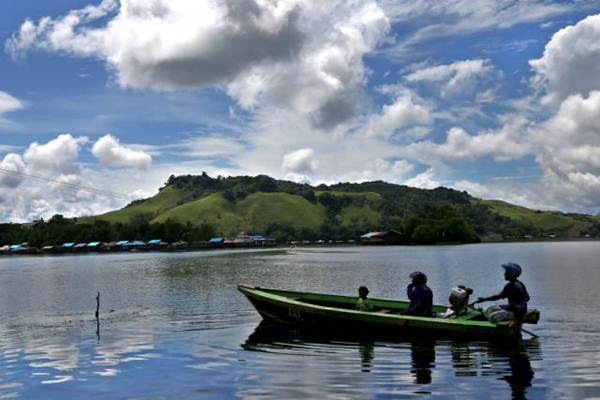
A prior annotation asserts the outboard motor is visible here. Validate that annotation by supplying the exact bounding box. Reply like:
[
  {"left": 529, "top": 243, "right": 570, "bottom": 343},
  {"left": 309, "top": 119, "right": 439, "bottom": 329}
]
[{"left": 448, "top": 285, "right": 473, "bottom": 315}]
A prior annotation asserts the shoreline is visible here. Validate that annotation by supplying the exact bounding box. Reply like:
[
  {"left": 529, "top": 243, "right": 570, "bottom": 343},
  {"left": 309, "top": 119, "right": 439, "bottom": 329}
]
[{"left": 1, "top": 238, "right": 597, "bottom": 257}]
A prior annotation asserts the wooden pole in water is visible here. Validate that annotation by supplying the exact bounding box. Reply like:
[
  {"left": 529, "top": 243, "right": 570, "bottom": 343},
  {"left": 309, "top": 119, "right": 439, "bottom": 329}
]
[
  {"left": 95, "top": 291, "right": 100, "bottom": 341},
  {"left": 95, "top": 291, "right": 100, "bottom": 319}
]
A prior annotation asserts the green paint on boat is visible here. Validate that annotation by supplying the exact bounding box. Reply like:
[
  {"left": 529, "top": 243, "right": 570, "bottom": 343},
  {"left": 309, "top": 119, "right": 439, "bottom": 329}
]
[{"left": 238, "top": 284, "right": 536, "bottom": 339}]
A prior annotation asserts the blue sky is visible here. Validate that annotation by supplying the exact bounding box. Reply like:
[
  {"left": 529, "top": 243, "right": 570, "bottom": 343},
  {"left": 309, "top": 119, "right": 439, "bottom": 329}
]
[{"left": 2, "top": 0, "right": 600, "bottom": 222}]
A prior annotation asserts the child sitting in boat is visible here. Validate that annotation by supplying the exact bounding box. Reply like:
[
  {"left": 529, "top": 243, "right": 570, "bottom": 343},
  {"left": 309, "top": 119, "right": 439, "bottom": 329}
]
[
  {"left": 476, "top": 262, "right": 530, "bottom": 322},
  {"left": 407, "top": 271, "right": 433, "bottom": 317},
  {"left": 356, "top": 286, "right": 373, "bottom": 311}
]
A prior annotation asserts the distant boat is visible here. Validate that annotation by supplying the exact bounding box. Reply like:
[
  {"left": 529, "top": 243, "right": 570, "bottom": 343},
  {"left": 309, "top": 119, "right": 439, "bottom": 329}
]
[{"left": 238, "top": 285, "right": 539, "bottom": 339}]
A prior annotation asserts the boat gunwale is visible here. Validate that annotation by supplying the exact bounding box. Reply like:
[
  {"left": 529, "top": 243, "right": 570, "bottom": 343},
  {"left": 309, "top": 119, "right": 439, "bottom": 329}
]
[{"left": 238, "top": 285, "right": 500, "bottom": 330}]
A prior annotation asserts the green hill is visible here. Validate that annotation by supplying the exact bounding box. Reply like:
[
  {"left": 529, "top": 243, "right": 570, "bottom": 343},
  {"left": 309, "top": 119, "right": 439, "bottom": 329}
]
[
  {"left": 92, "top": 185, "right": 194, "bottom": 223},
  {"left": 81, "top": 173, "right": 599, "bottom": 242},
  {"left": 150, "top": 192, "right": 326, "bottom": 236}
]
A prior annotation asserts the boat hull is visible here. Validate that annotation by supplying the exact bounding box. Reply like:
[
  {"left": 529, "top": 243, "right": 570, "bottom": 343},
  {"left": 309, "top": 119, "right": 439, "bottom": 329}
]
[{"left": 239, "top": 285, "right": 519, "bottom": 339}]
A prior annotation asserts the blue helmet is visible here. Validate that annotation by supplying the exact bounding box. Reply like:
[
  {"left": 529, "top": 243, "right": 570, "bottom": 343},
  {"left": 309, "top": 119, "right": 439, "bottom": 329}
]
[{"left": 502, "top": 262, "right": 522, "bottom": 278}]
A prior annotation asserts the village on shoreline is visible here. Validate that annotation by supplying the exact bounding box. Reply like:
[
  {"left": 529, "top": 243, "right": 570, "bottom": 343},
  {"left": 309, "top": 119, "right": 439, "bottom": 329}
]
[
  {"left": 0, "top": 230, "right": 396, "bottom": 256},
  {"left": 0, "top": 229, "right": 589, "bottom": 257}
]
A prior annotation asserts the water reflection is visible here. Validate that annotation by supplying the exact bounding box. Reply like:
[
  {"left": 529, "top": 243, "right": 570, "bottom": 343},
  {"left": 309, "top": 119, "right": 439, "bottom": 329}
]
[
  {"left": 411, "top": 339, "right": 435, "bottom": 384},
  {"left": 358, "top": 341, "right": 374, "bottom": 373},
  {"left": 491, "top": 340, "right": 537, "bottom": 400},
  {"left": 243, "top": 321, "right": 540, "bottom": 398}
]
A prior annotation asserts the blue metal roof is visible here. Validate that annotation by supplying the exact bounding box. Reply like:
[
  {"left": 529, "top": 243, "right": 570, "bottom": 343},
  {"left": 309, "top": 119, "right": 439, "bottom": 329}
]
[
  {"left": 209, "top": 237, "right": 224, "bottom": 243},
  {"left": 116, "top": 240, "right": 129, "bottom": 245},
  {"left": 10, "top": 244, "right": 22, "bottom": 249},
  {"left": 87, "top": 242, "right": 101, "bottom": 247},
  {"left": 147, "top": 239, "right": 162, "bottom": 245},
  {"left": 62, "top": 242, "right": 75, "bottom": 247}
]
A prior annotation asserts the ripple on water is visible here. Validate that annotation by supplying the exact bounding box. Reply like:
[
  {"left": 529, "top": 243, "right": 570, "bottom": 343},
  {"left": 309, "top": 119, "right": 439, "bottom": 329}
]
[
  {"left": 2, "top": 244, "right": 600, "bottom": 399},
  {"left": 236, "top": 323, "right": 543, "bottom": 399}
]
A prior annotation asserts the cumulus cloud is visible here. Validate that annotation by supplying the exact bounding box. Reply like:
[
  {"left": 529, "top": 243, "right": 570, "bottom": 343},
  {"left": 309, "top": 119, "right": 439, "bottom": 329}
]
[
  {"left": 7, "top": 0, "right": 389, "bottom": 129},
  {"left": 364, "top": 90, "right": 431, "bottom": 138},
  {"left": 0, "top": 153, "right": 26, "bottom": 188},
  {"left": 451, "top": 179, "right": 547, "bottom": 210},
  {"left": 405, "top": 120, "right": 530, "bottom": 163},
  {"left": 233, "top": 108, "right": 400, "bottom": 184},
  {"left": 282, "top": 148, "right": 318, "bottom": 176},
  {"left": 226, "top": 1, "right": 390, "bottom": 128},
  {"left": 6, "top": 0, "right": 304, "bottom": 89},
  {"left": 530, "top": 14, "right": 600, "bottom": 104},
  {"left": 0, "top": 133, "right": 152, "bottom": 222},
  {"left": 23, "top": 134, "right": 87, "bottom": 174},
  {"left": 364, "top": 158, "right": 414, "bottom": 178},
  {"left": 403, "top": 168, "right": 440, "bottom": 189},
  {"left": 91, "top": 134, "right": 152, "bottom": 169},
  {"left": 532, "top": 91, "right": 600, "bottom": 196}
]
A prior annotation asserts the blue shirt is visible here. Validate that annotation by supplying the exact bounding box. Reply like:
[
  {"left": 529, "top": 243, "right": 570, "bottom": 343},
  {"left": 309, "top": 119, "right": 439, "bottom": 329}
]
[{"left": 407, "top": 283, "right": 433, "bottom": 316}]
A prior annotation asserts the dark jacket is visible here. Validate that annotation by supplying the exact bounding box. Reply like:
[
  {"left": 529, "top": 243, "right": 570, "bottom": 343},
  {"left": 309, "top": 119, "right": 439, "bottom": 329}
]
[
  {"left": 501, "top": 279, "right": 530, "bottom": 319},
  {"left": 407, "top": 283, "right": 433, "bottom": 316}
]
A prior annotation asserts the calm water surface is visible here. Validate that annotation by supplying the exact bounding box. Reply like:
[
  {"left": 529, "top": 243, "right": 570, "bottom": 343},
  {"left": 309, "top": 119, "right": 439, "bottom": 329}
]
[{"left": 1, "top": 242, "right": 599, "bottom": 399}]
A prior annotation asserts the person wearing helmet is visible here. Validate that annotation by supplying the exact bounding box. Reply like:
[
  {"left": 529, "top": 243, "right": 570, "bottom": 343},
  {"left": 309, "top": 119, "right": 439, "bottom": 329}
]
[
  {"left": 476, "top": 262, "right": 530, "bottom": 322},
  {"left": 407, "top": 271, "right": 433, "bottom": 317}
]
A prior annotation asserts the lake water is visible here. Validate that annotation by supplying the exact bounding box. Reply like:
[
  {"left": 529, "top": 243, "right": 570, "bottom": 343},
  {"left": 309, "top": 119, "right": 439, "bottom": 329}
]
[{"left": 1, "top": 242, "right": 599, "bottom": 399}]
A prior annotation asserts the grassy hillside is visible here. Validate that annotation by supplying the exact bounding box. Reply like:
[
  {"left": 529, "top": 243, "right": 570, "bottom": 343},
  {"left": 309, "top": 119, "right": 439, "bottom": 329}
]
[
  {"left": 149, "top": 192, "right": 326, "bottom": 236},
  {"left": 90, "top": 186, "right": 193, "bottom": 223},
  {"left": 152, "top": 192, "right": 240, "bottom": 232},
  {"left": 238, "top": 192, "right": 326, "bottom": 233},
  {"left": 83, "top": 173, "right": 600, "bottom": 240},
  {"left": 478, "top": 199, "right": 590, "bottom": 233}
]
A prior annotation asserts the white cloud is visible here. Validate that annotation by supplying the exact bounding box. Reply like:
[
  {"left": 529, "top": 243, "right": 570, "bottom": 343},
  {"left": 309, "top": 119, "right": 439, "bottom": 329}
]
[
  {"left": 364, "top": 90, "right": 431, "bottom": 138},
  {"left": 0, "top": 91, "right": 23, "bottom": 115},
  {"left": 0, "top": 91, "right": 24, "bottom": 128},
  {"left": 0, "top": 133, "right": 148, "bottom": 222},
  {"left": 23, "top": 134, "right": 87, "bottom": 174},
  {"left": 405, "top": 121, "right": 530, "bottom": 163},
  {"left": 382, "top": 0, "right": 574, "bottom": 55},
  {"left": 7, "top": 0, "right": 389, "bottom": 129},
  {"left": 406, "top": 59, "right": 487, "bottom": 82},
  {"left": 91, "top": 134, "right": 152, "bottom": 169},
  {"left": 403, "top": 168, "right": 439, "bottom": 189},
  {"left": 451, "top": 179, "right": 547, "bottom": 210},
  {"left": 364, "top": 158, "right": 414, "bottom": 178},
  {"left": 232, "top": 107, "right": 401, "bottom": 183},
  {"left": 463, "top": 90, "right": 600, "bottom": 212},
  {"left": 282, "top": 148, "right": 318, "bottom": 176},
  {"left": 532, "top": 91, "right": 600, "bottom": 194},
  {"left": 0, "top": 153, "right": 26, "bottom": 188},
  {"left": 177, "top": 136, "right": 246, "bottom": 158},
  {"left": 5, "top": 0, "right": 304, "bottom": 88},
  {"left": 530, "top": 14, "right": 600, "bottom": 104},
  {"left": 226, "top": 1, "right": 390, "bottom": 128},
  {"left": 405, "top": 59, "right": 497, "bottom": 98},
  {"left": 0, "top": 144, "right": 20, "bottom": 154}
]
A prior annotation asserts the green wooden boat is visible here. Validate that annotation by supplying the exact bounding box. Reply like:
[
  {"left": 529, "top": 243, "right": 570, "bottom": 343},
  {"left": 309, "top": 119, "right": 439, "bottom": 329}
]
[{"left": 238, "top": 284, "right": 540, "bottom": 339}]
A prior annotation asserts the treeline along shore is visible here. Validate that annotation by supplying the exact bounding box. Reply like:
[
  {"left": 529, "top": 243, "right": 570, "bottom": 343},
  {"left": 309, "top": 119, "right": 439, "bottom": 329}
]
[{"left": 1, "top": 173, "right": 599, "bottom": 254}]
